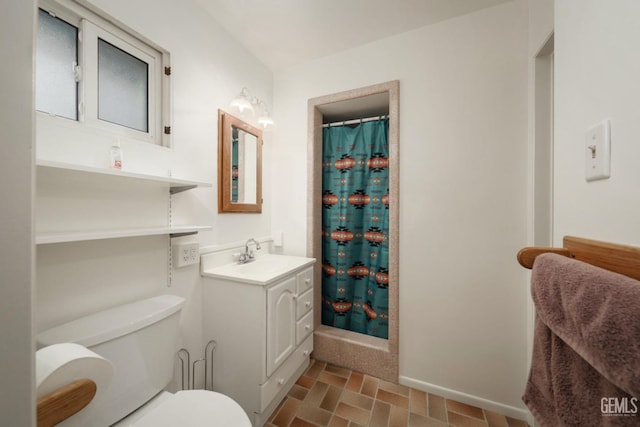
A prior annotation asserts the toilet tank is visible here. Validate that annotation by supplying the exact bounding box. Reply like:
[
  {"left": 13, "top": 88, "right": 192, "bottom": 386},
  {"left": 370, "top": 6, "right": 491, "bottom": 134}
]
[{"left": 36, "top": 295, "right": 186, "bottom": 427}]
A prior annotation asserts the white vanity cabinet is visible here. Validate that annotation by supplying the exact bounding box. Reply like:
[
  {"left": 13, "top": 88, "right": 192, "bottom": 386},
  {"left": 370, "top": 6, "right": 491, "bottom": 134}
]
[
  {"left": 201, "top": 257, "right": 315, "bottom": 426},
  {"left": 266, "top": 276, "right": 297, "bottom": 377}
]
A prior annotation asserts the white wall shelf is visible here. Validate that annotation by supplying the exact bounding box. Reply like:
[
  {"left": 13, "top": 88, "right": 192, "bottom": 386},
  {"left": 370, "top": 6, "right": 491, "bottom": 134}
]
[
  {"left": 36, "top": 159, "right": 212, "bottom": 194},
  {"left": 36, "top": 159, "right": 212, "bottom": 245},
  {"left": 36, "top": 225, "right": 212, "bottom": 245}
]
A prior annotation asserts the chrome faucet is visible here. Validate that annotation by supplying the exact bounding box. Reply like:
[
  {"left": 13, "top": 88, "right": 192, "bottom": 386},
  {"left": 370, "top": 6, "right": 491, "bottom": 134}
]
[{"left": 239, "top": 238, "right": 261, "bottom": 264}]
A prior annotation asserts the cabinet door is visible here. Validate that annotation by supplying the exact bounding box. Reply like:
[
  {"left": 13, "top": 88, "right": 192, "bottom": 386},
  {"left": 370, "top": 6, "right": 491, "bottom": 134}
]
[{"left": 266, "top": 276, "right": 297, "bottom": 377}]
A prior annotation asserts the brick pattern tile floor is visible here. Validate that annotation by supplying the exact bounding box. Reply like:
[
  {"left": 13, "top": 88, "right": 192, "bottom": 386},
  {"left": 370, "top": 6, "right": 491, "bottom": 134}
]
[{"left": 266, "top": 359, "right": 529, "bottom": 427}]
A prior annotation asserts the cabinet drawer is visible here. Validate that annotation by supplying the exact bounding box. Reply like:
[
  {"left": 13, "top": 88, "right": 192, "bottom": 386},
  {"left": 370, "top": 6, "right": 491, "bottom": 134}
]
[
  {"left": 296, "top": 310, "right": 313, "bottom": 345},
  {"left": 296, "top": 267, "right": 313, "bottom": 294},
  {"left": 296, "top": 288, "right": 313, "bottom": 319},
  {"left": 260, "top": 335, "right": 313, "bottom": 412}
]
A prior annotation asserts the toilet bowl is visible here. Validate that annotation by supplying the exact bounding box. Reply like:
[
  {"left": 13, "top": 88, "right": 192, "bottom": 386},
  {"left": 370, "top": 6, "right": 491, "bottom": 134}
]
[
  {"left": 113, "top": 390, "right": 251, "bottom": 427},
  {"left": 37, "top": 295, "right": 251, "bottom": 427}
]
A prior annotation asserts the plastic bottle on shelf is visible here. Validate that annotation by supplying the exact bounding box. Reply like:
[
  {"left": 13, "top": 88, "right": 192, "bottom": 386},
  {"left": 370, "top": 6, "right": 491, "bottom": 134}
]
[{"left": 110, "top": 140, "right": 123, "bottom": 170}]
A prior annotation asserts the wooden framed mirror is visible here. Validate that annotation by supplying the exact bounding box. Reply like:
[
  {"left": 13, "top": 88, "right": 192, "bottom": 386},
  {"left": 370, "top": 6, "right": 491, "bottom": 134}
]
[{"left": 218, "top": 110, "right": 262, "bottom": 213}]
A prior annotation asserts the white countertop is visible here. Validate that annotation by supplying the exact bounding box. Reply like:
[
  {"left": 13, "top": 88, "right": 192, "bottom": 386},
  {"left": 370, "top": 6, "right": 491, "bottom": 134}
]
[{"left": 201, "top": 254, "right": 316, "bottom": 285}]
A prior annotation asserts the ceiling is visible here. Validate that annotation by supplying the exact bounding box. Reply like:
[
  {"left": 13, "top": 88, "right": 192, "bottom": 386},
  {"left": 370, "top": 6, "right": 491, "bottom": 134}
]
[{"left": 194, "top": 0, "right": 512, "bottom": 71}]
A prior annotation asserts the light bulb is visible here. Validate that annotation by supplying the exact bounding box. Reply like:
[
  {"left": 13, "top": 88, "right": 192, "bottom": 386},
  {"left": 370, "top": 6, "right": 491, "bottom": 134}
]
[
  {"left": 258, "top": 115, "right": 275, "bottom": 130},
  {"left": 230, "top": 96, "right": 254, "bottom": 114}
]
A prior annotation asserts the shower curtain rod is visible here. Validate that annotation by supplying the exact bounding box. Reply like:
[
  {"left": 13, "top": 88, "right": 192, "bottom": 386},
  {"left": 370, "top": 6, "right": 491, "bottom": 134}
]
[{"left": 322, "top": 115, "right": 387, "bottom": 128}]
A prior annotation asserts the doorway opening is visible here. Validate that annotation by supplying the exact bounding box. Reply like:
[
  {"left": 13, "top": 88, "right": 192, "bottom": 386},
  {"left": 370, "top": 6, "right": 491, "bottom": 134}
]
[
  {"left": 534, "top": 34, "right": 554, "bottom": 246},
  {"left": 307, "top": 81, "right": 399, "bottom": 381}
]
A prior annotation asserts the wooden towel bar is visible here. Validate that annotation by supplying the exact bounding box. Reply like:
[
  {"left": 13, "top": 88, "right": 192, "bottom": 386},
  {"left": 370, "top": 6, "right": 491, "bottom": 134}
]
[
  {"left": 517, "top": 236, "right": 640, "bottom": 281},
  {"left": 37, "top": 379, "right": 96, "bottom": 427}
]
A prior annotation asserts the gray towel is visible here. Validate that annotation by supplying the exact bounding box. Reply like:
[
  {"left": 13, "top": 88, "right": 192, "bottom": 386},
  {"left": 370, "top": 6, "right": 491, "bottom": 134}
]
[{"left": 523, "top": 253, "right": 640, "bottom": 426}]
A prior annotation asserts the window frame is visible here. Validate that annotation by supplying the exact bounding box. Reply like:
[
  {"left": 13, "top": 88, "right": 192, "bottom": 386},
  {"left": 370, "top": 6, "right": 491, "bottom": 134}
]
[
  {"left": 35, "top": 7, "right": 80, "bottom": 121},
  {"left": 37, "top": 0, "right": 171, "bottom": 148},
  {"left": 82, "top": 19, "right": 160, "bottom": 143}
]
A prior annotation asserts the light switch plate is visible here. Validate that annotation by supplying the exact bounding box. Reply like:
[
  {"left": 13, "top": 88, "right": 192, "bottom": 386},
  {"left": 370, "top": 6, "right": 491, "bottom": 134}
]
[{"left": 585, "top": 119, "right": 611, "bottom": 182}]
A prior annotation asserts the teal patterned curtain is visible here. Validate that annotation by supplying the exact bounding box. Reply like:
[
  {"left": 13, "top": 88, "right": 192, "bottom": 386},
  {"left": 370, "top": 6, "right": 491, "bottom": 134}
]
[{"left": 321, "top": 118, "right": 389, "bottom": 339}]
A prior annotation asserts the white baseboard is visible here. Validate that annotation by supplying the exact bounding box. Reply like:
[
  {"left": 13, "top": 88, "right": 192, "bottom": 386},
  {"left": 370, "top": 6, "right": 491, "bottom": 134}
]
[{"left": 398, "top": 375, "right": 534, "bottom": 425}]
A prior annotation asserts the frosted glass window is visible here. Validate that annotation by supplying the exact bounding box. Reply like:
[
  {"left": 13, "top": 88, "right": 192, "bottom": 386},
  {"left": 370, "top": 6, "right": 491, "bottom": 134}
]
[
  {"left": 35, "top": 9, "right": 78, "bottom": 120},
  {"left": 98, "top": 38, "right": 149, "bottom": 132}
]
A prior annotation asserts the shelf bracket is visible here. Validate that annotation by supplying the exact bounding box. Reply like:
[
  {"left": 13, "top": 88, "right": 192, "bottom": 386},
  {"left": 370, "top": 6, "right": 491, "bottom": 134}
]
[
  {"left": 170, "top": 231, "right": 199, "bottom": 239},
  {"left": 170, "top": 185, "right": 198, "bottom": 195}
]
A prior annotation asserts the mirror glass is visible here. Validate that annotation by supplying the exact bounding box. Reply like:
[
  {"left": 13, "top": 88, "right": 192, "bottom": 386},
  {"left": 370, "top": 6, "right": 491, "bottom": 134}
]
[
  {"left": 231, "top": 126, "right": 258, "bottom": 204},
  {"left": 218, "top": 110, "right": 262, "bottom": 213}
]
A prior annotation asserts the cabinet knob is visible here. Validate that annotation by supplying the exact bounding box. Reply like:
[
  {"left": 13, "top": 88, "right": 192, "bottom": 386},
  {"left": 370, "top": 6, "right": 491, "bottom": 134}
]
[
  {"left": 305, "top": 301, "right": 311, "bottom": 308},
  {"left": 305, "top": 325, "right": 311, "bottom": 331},
  {"left": 277, "top": 378, "right": 284, "bottom": 386},
  {"left": 303, "top": 350, "right": 309, "bottom": 356},
  {"left": 305, "top": 279, "right": 311, "bottom": 285}
]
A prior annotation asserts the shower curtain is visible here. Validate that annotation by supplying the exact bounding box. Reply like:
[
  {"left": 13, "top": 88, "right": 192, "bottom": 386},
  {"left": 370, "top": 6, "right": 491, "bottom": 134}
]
[{"left": 321, "top": 118, "right": 389, "bottom": 339}]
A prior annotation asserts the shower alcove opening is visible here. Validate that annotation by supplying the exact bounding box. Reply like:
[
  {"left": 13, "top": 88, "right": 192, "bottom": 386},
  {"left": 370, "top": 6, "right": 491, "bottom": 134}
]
[{"left": 308, "top": 81, "right": 399, "bottom": 382}]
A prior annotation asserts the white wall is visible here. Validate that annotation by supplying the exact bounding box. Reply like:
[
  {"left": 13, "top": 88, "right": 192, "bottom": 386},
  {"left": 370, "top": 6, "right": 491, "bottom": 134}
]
[
  {"left": 554, "top": 0, "right": 640, "bottom": 247},
  {"left": 273, "top": 1, "right": 530, "bottom": 416},
  {"left": 34, "top": 0, "right": 273, "bottom": 390},
  {"left": 0, "top": 1, "right": 36, "bottom": 425},
  {"left": 528, "top": 0, "right": 554, "bottom": 56}
]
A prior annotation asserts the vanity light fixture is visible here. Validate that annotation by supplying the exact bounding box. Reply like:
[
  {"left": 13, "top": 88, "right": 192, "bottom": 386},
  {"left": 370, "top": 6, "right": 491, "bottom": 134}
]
[
  {"left": 256, "top": 100, "right": 275, "bottom": 131},
  {"left": 230, "top": 87, "right": 254, "bottom": 114},
  {"left": 230, "top": 87, "right": 275, "bottom": 130}
]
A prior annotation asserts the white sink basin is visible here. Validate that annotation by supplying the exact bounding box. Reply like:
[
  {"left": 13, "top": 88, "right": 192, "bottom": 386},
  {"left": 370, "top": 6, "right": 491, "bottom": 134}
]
[{"left": 201, "top": 254, "right": 315, "bottom": 285}]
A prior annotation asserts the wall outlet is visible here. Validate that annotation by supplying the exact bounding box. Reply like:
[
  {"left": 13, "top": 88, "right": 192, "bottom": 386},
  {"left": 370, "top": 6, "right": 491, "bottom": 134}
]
[
  {"left": 172, "top": 243, "right": 200, "bottom": 268},
  {"left": 274, "top": 231, "right": 284, "bottom": 248}
]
